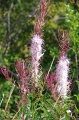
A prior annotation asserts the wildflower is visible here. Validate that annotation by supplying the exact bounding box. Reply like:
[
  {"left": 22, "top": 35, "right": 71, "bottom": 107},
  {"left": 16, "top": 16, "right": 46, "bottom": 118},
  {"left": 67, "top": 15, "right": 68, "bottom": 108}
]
[
  {"left": 31, "top": 0, "right": 48, "bottom": 86},
  {"left": 55, "top": 56, "right": 70, "bottom": 98},
  {"left": 31, "top": 34, "right": 44, "bottom": 85},
  {"left": 56, "top": 29, "right": 70, "bottom": 98},
  {"left": 16, "top": 60, "right": 30, "bottom": 95},
  {"left": 46, "top": 29, "right": 71, "bottom": 99}
]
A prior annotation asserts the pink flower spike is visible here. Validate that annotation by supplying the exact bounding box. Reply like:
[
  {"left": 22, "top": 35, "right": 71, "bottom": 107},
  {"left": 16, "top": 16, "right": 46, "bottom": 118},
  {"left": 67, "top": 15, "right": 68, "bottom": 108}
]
[
  {"left": 56, "top": 56, "right": 70, "bottom": 98},
  {"left": 16, "top": 60, "right": 30, "bottom": 95},
  {"left": 31, "top": 34, "right": 44, "bottom": 86}
]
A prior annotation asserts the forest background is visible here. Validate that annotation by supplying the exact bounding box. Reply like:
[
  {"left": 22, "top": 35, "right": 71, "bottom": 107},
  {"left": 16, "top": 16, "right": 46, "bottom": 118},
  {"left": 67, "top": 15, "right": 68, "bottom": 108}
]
[{"left": 0, "top": 0, "right": 79, "bottom": 119}]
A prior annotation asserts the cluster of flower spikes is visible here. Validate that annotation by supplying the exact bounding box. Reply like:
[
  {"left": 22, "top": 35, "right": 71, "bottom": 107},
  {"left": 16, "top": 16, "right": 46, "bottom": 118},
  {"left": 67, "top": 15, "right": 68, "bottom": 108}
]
[
  {"left": 0, "top": 60, "right": 31, "bottom": 95},
  {"left": 46, "top": 29, "right": 71, "bottom": 100},
  {"left": 16, "top": 60, "right": 31, "bottom": 95},
  {"left": 31, "top": 0, "right": 49, "bottom": 86},
  {"left": 15, "top": 60, "right": 32, "bottom": 107}
]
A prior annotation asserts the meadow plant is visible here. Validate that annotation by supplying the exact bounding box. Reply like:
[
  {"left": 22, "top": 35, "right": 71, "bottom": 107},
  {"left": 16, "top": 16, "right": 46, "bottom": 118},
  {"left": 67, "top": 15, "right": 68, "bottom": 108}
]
[
  {"left": 31, "top": 0, "right": 48, "bottom": 86},
  {"left": 31, "top": 34, "right": 44, "bottom": 86},
  {"left": 55, "top": 55, "right": 70, "bottom": 98},
  {"left": 0, "top": 1, "right": 74, "bottom": 119},
  {"left": 46, "top": 29, "right": 71, "bottom": 100},
  {"left": 55, "top": 29, "right": 71, "bottom": 98},
  {"left": 16, "top": 60, "right": 30, "bottom": 95}
]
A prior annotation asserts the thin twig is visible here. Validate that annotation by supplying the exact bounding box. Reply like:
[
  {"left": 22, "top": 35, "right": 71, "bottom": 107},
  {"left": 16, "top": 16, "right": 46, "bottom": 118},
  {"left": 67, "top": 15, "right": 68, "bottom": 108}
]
[
  {"left": 2, "top": 1, "right": 40, "bottom": 58},
  {"left": 46, "top": 56, "right": 55, "bottom": 79},
  {"left": 3, "top": 2, "right": 13, "bottom": 57},
  {"left": 0, "top": 94, "right": 4, "bottom": 107},
  {"left": 5, "top": 82, "right": 15, "bottom": 111},
  {"left": 12, "top": 107, "right": 21, "bottom": 120}
]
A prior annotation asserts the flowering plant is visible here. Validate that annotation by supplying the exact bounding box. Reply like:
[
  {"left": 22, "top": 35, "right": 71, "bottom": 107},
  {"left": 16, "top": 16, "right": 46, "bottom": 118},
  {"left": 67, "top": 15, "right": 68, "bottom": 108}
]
[{"left": 0, "top": 1, "right": 74, "bottom": 120}]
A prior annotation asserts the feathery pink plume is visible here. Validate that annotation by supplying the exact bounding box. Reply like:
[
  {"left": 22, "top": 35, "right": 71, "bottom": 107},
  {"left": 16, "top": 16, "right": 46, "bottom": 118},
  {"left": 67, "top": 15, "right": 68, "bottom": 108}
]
[
  {"left": 31, "top": 0, "right": 48, "bottom": 86},
  {"left": 56, "top": 56, "right": 70, "bottom": 98},
  {"left": 46, "top": 29, "right": 71, "bottom": 99},
  {"left": 31, "top": 34, "right": 44, "bottom": 85}
]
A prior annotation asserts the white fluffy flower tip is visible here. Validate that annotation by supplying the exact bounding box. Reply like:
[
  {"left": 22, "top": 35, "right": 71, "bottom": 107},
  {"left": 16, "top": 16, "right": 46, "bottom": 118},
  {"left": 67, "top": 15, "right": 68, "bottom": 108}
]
[
  {"left": 31, "top": 34, "right": 44, "bottom": 84},
  {"left": 56, "top": 56, "right": 70, "bottom": 98},
  {"left": 31, "top": 34, "right": 43, "bottom": 44},
  {"left": 31, "top": 34, "right": 44, "bottom": 61}
]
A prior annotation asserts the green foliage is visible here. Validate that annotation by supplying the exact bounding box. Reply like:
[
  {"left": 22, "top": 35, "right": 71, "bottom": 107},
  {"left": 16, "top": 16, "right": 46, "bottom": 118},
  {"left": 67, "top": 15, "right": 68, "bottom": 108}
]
[
  {"left": 64, "top": 4, "right": 79, "bottom": 96},
  {"left": 0, "top": 0, "right": 37, "bottom": 65}
]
